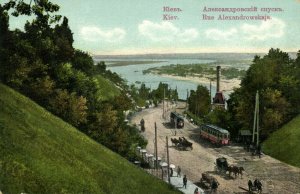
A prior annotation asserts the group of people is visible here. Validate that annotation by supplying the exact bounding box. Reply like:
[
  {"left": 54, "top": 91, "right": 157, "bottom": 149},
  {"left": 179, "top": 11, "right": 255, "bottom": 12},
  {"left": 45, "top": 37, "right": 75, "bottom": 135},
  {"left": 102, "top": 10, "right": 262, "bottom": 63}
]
[{"left": 248, "top": 179, "right": 262, "bottom": 193}]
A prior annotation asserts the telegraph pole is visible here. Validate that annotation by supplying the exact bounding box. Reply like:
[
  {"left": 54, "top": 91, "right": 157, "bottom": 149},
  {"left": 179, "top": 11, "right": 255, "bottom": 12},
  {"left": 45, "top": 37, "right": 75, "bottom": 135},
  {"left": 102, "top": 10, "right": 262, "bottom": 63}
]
[
  {"left": 186, "top": 89, "right": 189, "bottom": 111},
  {"left": 163, "top": 87, "right": 165, "bottom": 119},
  {"left": 210, "top": 80, "right": 212, "bottom": 102},
  {"left": 155, "top": 122, "right": 158, "bottom": 169},
  {"left": 252, "top": 91, "right": 260, "bottom": 146},
  {"left": 166, "top": 136, "right": 170, "bottom": 184}
]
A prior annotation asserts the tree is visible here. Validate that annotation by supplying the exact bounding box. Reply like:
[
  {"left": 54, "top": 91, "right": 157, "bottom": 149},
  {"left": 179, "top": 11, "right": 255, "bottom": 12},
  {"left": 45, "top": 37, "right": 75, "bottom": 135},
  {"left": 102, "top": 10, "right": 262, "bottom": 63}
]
[
  {"left": 72, "top": 50, "right": 94, "bottom": 75},
  {"left": 228, "top": 48, "right": 294, "bottom": 139},
  {"left": 188, "top": 85, "right": 210, "bottom": 117},
  {"left": 53, "top": 17, "right": 74, "bottom": 63},
  {"left": 206, "top": 108, "right": 230, "bottom": 129},
  {"left": 0, "top": 0, "right": 148, "bottom": 160},
  {"left": 49, "top": 89, "right": 87, "bottom": 127},
  {"left": 261, "top": 88, "right": 290, "bottom": 136},
  {"left": 138, "top": 83, "right": 150, "bottom": 100}
]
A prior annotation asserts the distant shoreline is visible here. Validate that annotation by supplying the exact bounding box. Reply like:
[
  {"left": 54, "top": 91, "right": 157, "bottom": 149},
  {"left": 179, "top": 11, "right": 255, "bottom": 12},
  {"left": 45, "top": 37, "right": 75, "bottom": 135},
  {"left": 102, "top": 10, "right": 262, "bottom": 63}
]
[
  {"left": 103, "top": 61, "right": 166, "bottom": 67},
  {"left": 158, "top": 73, "right": 241, "bottom": 92}
]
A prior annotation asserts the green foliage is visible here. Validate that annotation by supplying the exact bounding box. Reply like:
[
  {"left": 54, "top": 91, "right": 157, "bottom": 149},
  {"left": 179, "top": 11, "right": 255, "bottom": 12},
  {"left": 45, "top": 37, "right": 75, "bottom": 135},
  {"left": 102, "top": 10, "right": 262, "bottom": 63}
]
[
  {"left": 0, "top": 83, "right": 180, "bottom": 194},
  {"left": 185, "top": 111, "right": 204, "bottom": 126},
  {"left": 263, "top": 115, "right": 300, "bottom": 168},
  {"left": 261, "top": 88, "right": 290, "bottom": 136},
  {"left": 228, "top": 48, "right": 298, "bottom": 139},
  {"left": 0, "top": 0, "right": 145, "bottom": 162},
  {"left": 206, "top": 108, "right": 231, "bottom": 130},
  {"left": 151, "top": 82, "right": 178, "bottom": 102},
  {"left": 94, "top": 75, "right": 121, "bottom": 101},
  {"left": 49, "top": 89, "right": 88, "bottom": 127},
  {"left": 143, "top": 63, "right": 247, "bottom": 79},
  {"left": 188, "top": 85, "right": 210, "bottom": 117},
  {"left": 72, "top": 50, "right": 94, "bottom": 75}
]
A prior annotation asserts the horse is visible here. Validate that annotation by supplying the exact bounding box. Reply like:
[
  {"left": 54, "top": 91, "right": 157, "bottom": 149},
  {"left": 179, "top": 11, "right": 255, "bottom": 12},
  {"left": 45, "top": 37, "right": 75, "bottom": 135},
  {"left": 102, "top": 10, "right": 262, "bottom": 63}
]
[
  {"left": 230, "top": 166, "right": 245, "bottom": 179},
  {"left": 170, "top": 138, "right": 179, "bottom": 146},
  {"left": 226, "top": 166, "right": 233, "bottom": 177},
  {"left": 182, "top": 140, "right": 193, "bottom": 150},
  {"left": 178, "top": 137, "right": 183, "bottom": 143},
  {"left": 238, "top": 166, "right": 245, "bottom": 178}
]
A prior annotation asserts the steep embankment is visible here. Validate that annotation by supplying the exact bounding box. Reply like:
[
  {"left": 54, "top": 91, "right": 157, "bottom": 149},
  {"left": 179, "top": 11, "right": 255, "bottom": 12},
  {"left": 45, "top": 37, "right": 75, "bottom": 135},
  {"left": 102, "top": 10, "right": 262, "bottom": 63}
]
[
  {"left": 0, "top": 84, "right": 179, "bottom": 194},
  {"left": 263, "top": 115, "right": 300, "bottom": 168},
  {"left": 94, "top": 74, "right": 120, "bottom": 101}
]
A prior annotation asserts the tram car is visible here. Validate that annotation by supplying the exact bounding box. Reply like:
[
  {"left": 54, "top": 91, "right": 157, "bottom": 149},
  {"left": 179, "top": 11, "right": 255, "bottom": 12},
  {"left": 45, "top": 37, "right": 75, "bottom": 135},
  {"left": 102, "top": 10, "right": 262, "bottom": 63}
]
[
  {"left": 200, "top": 124, "right": 230, "bottom": 145},
  {"left": 170, "top": 112, "right": 184, "bottom": 128}
]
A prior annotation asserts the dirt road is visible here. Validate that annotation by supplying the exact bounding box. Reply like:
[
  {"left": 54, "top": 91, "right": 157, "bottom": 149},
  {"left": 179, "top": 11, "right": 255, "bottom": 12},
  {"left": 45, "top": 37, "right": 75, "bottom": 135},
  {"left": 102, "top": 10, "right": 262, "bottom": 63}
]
[{"left": 131, "top": 103, "right": 300, "bottom": 194}]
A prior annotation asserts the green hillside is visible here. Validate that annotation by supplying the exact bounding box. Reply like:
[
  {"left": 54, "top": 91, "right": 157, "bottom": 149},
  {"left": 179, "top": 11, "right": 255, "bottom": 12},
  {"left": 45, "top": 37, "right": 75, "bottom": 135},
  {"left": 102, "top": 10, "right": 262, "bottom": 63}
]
[
  {"left": 94, "top": 75, "right": 120, "bottom": 101},
  {"left": 0, "top": 83, "right": 179, "bottom": 194},
  {"left": 263, "top": 115, "right": 300, "bottom": 168}
]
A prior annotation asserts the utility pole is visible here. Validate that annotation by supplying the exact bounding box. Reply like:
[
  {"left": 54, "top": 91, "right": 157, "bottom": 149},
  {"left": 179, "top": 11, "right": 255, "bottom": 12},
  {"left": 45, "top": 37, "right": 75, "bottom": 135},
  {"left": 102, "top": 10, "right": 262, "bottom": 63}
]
[
  {"left": 210, "top": 80, "right": 212, "bottom": 102},
  {"left": 166, "top": 136, "right": 170, "bottom": 184},
  {"left": 167, "top": 90, "right": 169, "bottom": 113},
  {"left": 155, "top": 122, "right": 158, "bottom": 169},
  {"left": 175, "top": 85, "right": 178, "bottom": 106},
  {"left": 252, "top": 91, "right": 260, "bottom": 146},
  {"left": 186, "top": 89, "right": 189, "bottom": 111},
  {"left": 163, "top": 87, "right": 165, "bottom": 119}
]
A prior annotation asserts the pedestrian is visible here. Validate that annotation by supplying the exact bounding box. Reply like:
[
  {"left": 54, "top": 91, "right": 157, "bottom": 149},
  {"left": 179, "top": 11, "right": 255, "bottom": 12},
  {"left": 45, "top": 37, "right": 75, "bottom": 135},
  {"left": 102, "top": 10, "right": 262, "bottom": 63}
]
[
  {"left": 194, "top": 187, "right": 199, "bottom": 194},
  {"left": 170, "top": 168, "right": 173, "bottom": 177},
  {"left": 183, "top": 175, "right": 187, "bottom": 189},
  {"left": 257, "top": 144, "right": 262, "bottom": 158},
  {"left": 211, "top": 179, "right": 219, "bottom": 193},
  {"left": 177, "top": 166, "right": 181, "bottom": 177},
  {"left": 248, "top": 179, "right": 253, "bottom": 192}
]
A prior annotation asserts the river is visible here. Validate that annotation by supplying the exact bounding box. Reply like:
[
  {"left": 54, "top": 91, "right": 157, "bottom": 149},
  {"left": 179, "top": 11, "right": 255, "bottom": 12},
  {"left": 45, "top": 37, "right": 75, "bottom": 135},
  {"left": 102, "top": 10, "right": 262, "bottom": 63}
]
[{"left": 94, "top": 56, "right": 246, "bottom": 99}]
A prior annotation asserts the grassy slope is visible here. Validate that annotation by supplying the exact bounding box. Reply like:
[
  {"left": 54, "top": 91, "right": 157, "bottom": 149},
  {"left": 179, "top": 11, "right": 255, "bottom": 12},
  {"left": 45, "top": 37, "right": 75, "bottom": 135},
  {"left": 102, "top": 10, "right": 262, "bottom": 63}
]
[
  {"left": 95, "top": 75, "right": 120, "bottom": 101},
  {"left": 263, "top": 115, "right": 300, "bottom": 168},
  {"left": 0, "top": 84, "right": 179, "bottom": 194}
]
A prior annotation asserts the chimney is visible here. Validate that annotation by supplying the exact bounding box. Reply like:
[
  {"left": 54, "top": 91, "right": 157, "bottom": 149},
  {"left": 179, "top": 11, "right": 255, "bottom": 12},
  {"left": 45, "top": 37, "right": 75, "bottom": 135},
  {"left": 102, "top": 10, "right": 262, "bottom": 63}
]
[{"left": 216, "top": 66, "right": 221, "bottom": 92}]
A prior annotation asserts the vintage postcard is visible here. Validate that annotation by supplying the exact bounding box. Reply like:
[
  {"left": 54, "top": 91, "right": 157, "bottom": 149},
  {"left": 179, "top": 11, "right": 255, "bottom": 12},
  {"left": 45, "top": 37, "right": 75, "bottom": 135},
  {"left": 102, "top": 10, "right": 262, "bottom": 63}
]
[{"left": 1, "top": 0, "right": 300, "bottom": 193}]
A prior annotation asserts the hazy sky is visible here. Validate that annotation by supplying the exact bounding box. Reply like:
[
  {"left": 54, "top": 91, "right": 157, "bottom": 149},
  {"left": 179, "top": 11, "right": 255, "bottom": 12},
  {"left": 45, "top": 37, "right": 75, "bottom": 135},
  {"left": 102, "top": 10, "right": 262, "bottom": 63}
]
[{"left": 8, "top": 0, "right": 300, "bottom": 55}]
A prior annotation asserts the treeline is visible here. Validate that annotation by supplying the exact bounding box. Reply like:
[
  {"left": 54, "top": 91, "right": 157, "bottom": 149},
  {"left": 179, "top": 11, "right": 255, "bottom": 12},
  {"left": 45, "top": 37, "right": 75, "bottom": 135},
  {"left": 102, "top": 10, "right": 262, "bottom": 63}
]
[
  {"left": 130, "top": 82, "right": 179, "bottom": 107},
  {"left": 0, "top": 1, "right": 146, "bottom": 159},
  {"left": 228, "top": 49, "right": 300, "bottom": 139},
  {"left": 187, "top": 49, "right": 300, "bottom": 140},
  {"left": 143, "top": 63, "right": 246, "bottom": 79}
]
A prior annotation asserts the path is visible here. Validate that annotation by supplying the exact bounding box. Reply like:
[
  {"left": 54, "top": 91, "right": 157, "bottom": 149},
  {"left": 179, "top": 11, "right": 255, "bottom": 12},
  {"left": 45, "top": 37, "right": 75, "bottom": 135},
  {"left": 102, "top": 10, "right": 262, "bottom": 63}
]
[{"left": 131, "top": 103, "right": 300, "bottom": 193}]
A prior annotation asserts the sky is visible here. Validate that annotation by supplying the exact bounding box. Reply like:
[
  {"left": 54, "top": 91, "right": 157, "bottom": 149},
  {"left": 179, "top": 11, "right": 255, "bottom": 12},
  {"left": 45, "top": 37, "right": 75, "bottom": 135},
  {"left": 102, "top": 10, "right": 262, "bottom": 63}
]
[{"left": 7, "top": 0, "right": 300, "bottom": 55}]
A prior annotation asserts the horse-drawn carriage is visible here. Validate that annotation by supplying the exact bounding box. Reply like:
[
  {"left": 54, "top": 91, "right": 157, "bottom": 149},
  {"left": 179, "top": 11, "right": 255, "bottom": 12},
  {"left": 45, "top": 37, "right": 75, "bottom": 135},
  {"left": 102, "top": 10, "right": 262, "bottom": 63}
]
[
  {"left": 200, "top": 172, "right": 219, "bottom": 189},
  {"left": 215, "top": 157, "right": 245, "bottom": 178},
  {"left": 215, "top": 157, "right": 229, "bottom": 173},
  {"left": 170, "top": 137, "right": 193, "bottom": 150}
]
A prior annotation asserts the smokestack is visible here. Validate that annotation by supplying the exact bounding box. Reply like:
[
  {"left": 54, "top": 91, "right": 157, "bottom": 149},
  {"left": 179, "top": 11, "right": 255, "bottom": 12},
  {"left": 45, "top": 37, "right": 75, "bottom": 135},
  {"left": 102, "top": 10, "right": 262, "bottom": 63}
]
[{"left": 216, "top": 66, "right": 221, "bottom": 92}]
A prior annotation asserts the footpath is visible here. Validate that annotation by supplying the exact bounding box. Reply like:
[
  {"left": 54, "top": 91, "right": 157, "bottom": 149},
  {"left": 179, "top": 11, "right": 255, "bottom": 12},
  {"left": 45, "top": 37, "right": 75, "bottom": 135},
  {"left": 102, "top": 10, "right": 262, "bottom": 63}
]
[{"left": 162, "top": 171, "right": 206, "bottom": 194}]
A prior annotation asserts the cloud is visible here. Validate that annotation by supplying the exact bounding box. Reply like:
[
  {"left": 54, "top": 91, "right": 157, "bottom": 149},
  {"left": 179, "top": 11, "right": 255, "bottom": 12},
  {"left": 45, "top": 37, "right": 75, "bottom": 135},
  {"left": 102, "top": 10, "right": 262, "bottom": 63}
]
[
  {"left": 241, "top": 18, "right": 285, "bottom": 40},
  {"left": 80, "top": 26, "right": 126, "bottom": 42},
  {"left": 204, "top": 18, "right": 285, "bottom": 41},
  {"left": 138, "top": 20, "right": 198, "bottom": 42},
  {"left": 205, "top": 28, "right": 237, "bottom": 40}
]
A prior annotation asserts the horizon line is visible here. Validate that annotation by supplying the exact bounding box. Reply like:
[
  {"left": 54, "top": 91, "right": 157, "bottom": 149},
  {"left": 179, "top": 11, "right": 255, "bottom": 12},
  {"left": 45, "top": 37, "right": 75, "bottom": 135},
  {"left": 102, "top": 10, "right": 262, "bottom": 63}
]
[{"left": 92, "top": 51, "right": 298, "bottom": 57}]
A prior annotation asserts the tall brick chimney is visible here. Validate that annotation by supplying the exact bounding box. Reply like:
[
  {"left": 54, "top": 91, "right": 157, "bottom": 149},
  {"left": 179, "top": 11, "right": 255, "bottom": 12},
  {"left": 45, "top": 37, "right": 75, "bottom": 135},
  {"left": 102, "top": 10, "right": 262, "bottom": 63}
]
[{"left": 216, "top": 66, "right": 221, "bottom": 92}]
